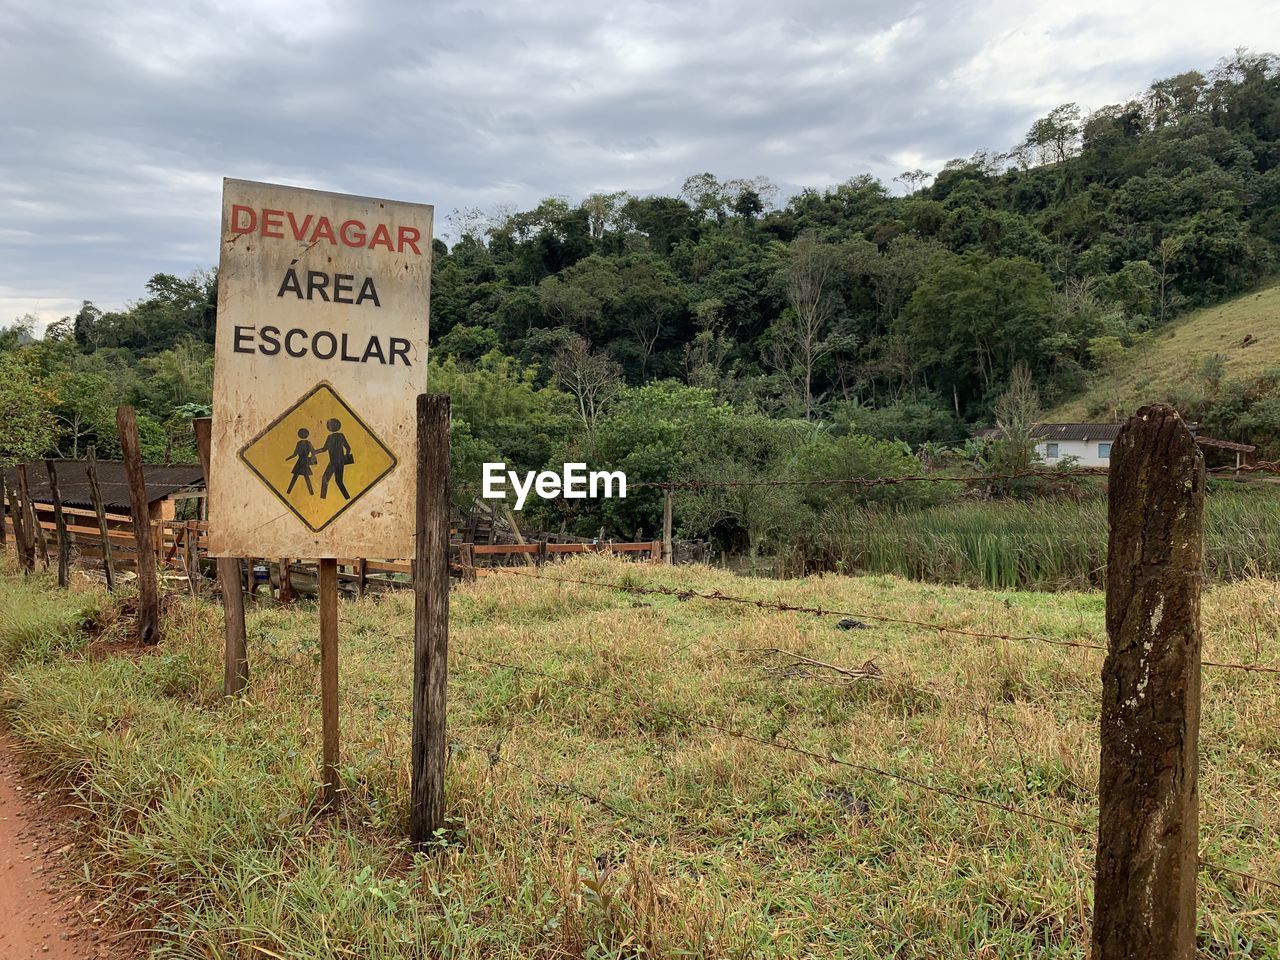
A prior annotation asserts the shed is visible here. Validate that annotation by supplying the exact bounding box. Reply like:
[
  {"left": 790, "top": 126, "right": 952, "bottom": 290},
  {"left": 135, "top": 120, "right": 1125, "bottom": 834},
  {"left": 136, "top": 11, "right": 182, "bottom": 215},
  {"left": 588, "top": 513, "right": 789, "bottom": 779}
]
[{"left": 5, "top": 460, "right": 204, "bottom": 521}]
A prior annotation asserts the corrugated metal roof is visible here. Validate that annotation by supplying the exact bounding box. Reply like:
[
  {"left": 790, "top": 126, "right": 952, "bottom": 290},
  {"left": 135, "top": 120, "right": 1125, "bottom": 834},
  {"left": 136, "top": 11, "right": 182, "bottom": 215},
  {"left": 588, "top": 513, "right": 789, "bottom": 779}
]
[
  {"left": 978, "top": 422, "right": 1199, "bottom": 442},
  {"left": 1031, "top": 423, "right": 1124, "bottom": 442},
  {"left": 4, "top": 460, "right": 203, "bottom": 513}
]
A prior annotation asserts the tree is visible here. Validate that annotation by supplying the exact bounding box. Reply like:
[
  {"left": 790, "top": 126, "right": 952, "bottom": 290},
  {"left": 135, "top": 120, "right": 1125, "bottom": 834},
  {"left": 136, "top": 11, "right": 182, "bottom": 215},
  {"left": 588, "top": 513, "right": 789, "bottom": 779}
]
[
  {"left": 1023, "top": 103, "right": 1083, "bottom": 165},
  {"left": 770, "top": 233, "right": 846, "bottom": 420},
  {"left": 992, "top": 362, "right": 1042, "bottom": 475},
  {"left": 49, "top": 370, "right": 118, "bottom": 459},
  {"left": 551, "top": 336, "right": 624, "bottom": 442},
  {"left": 894, "top": 169, "right": 932, "bottom": 195},
  {"left": 0, "top": 354, "right": 56, "bottom": 467},
  {"left": 580, "top": 191, "right": 630, "bottom": 240}
]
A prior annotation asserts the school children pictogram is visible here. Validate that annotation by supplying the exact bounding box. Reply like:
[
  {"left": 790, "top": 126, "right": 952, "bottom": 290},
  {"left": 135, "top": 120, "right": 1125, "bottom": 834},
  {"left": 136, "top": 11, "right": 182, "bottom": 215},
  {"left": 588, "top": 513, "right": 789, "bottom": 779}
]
[{"left": 238, "top": 382, "right": 397, "bottom": 532}]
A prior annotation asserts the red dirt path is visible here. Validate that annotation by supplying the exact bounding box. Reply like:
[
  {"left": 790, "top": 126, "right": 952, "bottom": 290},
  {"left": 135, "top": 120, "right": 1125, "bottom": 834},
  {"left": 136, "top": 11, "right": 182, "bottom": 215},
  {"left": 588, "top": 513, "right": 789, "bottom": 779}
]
[{"left": 0, "top": 734, "right": 140, "bottom": 960}]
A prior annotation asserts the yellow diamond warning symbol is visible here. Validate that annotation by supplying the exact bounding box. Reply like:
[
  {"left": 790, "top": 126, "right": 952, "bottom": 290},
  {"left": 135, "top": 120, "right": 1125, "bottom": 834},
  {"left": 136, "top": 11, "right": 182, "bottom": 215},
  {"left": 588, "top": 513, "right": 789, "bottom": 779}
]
[{"left": 239, "top": 382, "right": 398, "bottom": 532}]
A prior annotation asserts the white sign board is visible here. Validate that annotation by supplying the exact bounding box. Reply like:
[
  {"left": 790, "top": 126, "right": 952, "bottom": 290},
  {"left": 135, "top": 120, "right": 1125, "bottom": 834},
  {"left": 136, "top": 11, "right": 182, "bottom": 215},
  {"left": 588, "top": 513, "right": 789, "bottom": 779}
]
[{"left": 209, "top": 178, "right": 433, "bottom": 558}]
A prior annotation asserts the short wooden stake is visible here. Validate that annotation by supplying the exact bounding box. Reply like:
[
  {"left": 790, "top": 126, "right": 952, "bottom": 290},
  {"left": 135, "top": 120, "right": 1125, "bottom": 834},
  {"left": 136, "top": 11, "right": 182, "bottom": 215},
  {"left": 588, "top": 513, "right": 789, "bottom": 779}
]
[
  {"left": 1093, "top": 404, "right": 1203, "bottom": 960},
  {"left": 663, "top": 486, "right": 674, "bottom": 565},
  {"left": 44, "top": 460, "right": 70, "bottom": 588},
  {"left": 116, "top": 406, "right": 161, "bottom": 644},
  {"left": 278, "top": 558, "right": 295, "bottom": 604},
  {"left": 357, "top": 557, "right": 368, "bottom": 597},
  {"left": 193, "top": 418, "right": 248, "bottom": 694},
  {"left": 319, "top": 556, "right": 340, "bottom": 807},
  {"left": 411, "top": 394, "right": 450, "bottom": 849},
  {"left": 85, "top": 447, "right": 116, "bottom": 590},
  {"left": 185, "top": 520, "right": 198, "bottom": 592}
]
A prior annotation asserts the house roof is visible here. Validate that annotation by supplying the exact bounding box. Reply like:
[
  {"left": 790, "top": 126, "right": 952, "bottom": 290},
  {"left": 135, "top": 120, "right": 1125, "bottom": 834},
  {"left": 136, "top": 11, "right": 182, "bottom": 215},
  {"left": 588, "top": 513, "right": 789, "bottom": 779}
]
[
  {"left": 1030, "top": 423, "right": 1124, "bottom": 442},
  {"left": 5, "top": 460, "right": 204, "bottom": 513},
  {"left": 978, "top": 422, "right": 1197, "bottom": 443}
]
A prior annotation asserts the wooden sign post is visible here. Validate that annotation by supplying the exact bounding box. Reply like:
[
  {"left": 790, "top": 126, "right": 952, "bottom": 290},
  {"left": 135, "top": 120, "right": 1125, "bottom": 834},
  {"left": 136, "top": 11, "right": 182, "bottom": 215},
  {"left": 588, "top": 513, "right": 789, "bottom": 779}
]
[
  {"left": 208, "top": 179, "right": 433, "bottom": 806},
  {"left": 193, "top": 418, "right": 248, "bottom": 695},
  {"left": 411, "top": 394, "right": 450, "bottom": 848}
]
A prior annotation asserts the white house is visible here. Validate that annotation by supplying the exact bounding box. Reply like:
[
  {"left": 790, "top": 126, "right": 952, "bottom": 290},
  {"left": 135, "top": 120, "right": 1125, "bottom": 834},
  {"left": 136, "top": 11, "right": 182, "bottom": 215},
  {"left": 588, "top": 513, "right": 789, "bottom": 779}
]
[
  {"left": 976, "top": 423, "right": 1186, "bottom": 468},
  {"left": 977, "top": 421, "right": 1260, "bottom": 470},
  {"left": 1028, "top": 423, "right": 1124, "bottom": 467}
]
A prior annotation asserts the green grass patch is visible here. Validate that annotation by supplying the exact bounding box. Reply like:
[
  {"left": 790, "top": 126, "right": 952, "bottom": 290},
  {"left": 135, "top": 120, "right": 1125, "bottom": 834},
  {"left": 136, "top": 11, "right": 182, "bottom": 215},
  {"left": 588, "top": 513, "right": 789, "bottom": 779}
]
[
  {"left": 817, "top": 484, "right": 1280, "bottom": 591},
  {"left": 0, "top": 556, "right": 1276, "bottom": 957}
]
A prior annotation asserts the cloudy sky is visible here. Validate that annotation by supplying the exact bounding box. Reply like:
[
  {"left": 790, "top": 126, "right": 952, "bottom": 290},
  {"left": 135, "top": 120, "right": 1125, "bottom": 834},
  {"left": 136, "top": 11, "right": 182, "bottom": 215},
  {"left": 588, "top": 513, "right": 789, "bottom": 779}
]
[{"left": 1, "top": 0, "right": 1276, "bottom": 328}]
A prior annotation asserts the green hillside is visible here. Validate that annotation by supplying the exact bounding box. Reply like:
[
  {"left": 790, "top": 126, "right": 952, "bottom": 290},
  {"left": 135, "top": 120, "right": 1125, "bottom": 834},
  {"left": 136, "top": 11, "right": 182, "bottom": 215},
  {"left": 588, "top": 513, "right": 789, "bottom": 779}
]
[{"left": 1049, "top": 281, "right": 1280, "bottom": 423}]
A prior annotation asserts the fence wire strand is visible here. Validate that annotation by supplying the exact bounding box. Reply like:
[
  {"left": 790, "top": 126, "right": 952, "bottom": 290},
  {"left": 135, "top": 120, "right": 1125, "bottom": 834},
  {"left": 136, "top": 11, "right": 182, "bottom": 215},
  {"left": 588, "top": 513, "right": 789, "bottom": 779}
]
[
  {"left": 455, "top": 648, "right": 1086, "bottom": 833},
  {"left": 487, "top": 568, "right": 1280, "bottom": 677},
  {"left": 631, "top": 460, "right": 1280, "bottom": 491}
]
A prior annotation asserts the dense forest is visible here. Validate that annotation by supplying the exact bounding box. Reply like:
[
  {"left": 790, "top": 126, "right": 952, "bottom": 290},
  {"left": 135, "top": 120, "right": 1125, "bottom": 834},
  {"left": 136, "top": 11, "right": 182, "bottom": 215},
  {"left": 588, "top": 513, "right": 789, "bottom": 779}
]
[{"left": 3, "top": 51, "right": 1279, "bottom": 553}]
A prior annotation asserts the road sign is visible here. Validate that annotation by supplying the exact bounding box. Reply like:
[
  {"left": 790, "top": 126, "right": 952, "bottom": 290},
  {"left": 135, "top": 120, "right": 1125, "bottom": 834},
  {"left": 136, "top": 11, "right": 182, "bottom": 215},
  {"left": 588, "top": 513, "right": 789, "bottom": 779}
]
[
  {"left": 239, "top": 383, "right": 397, "bottom": 533},
  {"left": 209, "top": 179, "right": 433, "bottom": 558}
]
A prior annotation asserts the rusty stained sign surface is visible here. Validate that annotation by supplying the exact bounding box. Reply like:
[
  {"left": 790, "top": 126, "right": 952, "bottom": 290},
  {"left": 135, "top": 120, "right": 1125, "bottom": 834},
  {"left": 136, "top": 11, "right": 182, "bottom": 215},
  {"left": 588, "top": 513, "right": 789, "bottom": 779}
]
[{"left": 209, "top": 178, "right": 433, "bottom": 558}]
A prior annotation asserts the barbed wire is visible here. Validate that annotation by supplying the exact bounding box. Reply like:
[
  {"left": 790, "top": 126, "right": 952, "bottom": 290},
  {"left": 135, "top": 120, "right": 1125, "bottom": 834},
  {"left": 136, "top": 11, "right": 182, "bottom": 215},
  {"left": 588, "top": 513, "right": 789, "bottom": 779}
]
[
  {"left": 455, "top": 648, "right": 1088, "bottom": 833},
  {"left": 629, "top": 461, "right": 1280, "bottom": 492},
  {"left": 456, "top": 649, "right": 1280, "bottom": 893},
  {"left": 1199, "top": 857, "right": 1280, "bottom": 892},
  {"left": 632, "top": 469, "right": 1107, "bottom": 491},
  {"left": 487, "top": 568, "right": 1280, "bottom": 676}
]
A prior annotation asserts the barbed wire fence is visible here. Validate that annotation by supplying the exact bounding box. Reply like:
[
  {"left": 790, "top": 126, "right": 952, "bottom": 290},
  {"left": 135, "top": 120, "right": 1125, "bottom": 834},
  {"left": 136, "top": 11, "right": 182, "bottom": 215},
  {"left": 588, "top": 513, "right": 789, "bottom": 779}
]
[{"left": 420, "top": 415, "right": 1280, "bottom": 950}]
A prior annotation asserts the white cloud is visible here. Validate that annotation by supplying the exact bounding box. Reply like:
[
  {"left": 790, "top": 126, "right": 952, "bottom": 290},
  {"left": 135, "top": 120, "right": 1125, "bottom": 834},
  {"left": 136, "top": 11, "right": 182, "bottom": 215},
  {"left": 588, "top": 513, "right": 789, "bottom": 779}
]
[{"left": 0, "top": 0, "right": 1276, "bottom": 328}]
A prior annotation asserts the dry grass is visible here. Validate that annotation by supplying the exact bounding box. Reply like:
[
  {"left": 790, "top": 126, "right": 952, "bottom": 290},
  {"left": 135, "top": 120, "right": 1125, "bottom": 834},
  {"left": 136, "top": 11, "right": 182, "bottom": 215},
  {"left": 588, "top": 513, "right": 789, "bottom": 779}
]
[
  {"left": 1, "top": 556, "right": 1277, "bottom": 958},
  {"left": 1050, "top": 280, "right": 1280, "bottom": 422}
]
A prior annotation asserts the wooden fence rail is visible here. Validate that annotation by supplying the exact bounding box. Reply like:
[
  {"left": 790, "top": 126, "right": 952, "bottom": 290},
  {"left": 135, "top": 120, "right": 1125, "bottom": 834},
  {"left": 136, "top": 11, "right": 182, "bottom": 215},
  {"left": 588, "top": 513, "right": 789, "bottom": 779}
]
[{"left": 2, "top": 507, "right": 661, "bottom": 598}]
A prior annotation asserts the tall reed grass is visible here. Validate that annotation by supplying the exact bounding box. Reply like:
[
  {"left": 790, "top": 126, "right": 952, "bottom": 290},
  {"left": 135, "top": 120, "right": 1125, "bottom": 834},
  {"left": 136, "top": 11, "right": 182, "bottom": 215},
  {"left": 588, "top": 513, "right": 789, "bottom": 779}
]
[{"left": 815, "top": 485, "right": 1280, "bottom": 591}]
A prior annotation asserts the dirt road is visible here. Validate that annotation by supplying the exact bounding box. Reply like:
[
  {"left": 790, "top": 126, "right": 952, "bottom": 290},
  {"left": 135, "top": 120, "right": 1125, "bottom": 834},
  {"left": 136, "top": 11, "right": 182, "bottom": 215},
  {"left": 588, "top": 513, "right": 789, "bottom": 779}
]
[{"left": 0, "top": 734, "right": 136, "bottom": 960}]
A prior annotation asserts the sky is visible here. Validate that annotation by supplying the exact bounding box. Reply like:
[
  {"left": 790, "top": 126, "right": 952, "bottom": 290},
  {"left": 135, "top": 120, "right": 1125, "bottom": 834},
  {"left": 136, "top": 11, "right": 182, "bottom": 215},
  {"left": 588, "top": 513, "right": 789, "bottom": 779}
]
[{"left": 1, "top": 0, "right": 1277, "bottom": 329}]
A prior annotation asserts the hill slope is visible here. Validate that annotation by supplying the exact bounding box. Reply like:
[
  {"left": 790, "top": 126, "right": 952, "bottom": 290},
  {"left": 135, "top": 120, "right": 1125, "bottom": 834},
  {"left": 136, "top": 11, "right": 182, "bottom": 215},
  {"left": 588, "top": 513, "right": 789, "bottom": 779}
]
[{"left": 1049, "top": 281, "right": 1280, "bottom": 422}]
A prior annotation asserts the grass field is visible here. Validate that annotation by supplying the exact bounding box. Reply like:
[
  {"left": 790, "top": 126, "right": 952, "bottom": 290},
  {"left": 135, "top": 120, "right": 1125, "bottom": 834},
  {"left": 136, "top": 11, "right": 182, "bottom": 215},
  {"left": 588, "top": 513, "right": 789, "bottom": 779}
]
[
  {"left": 1048, "top": 281, "right": 1280, "bottom": 422},
  {"left": 818, "top": 483, "right": 1280, "bottom": 591},
  {"left": 1, "top": 557, "right": 1277, "bottom": 958}
]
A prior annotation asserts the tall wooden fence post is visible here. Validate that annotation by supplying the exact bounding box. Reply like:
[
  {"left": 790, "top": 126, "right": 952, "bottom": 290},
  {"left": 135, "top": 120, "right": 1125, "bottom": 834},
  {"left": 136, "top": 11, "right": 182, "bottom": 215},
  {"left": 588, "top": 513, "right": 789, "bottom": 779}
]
[
  {"left": 116, "top": 406, "right": 161, "bottom": 644},
  {"left": 85, "top": 447, "right": 116, "bottom": 590},
  {"left": 7, "top": 469, "right": 34, "bottom": 573},
  {"left": 193, "top": 418, "right": 248, "bottom": 695},
  {"left": 17, "top": 465, "right": 50, "bottom": 571},
  {"left": 1093, "top": 403, "right": 1204, "bottom": 960},
  {"left": 662, "top": 486, "right": 674, "bottom": 565},
  {"left": 44, "top": 459, "right": 70, "bottom": 588},
  {"left": 411, "top": 394, "right": 451, "bottom": 849},
  {"left": 0, "top": 471, "right": 7, "bottom": 549}
]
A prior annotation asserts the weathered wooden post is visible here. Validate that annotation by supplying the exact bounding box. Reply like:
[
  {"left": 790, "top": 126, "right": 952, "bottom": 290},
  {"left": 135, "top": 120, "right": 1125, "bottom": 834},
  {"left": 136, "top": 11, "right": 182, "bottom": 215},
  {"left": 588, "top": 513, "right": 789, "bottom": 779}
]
[
  {"left": 0, "top": 471, "right": 7, "bottom": 549},
  {"left": 184, "top": 520, "right": 199, "bottom": 591},
  {"left": 17, "top": 465, "right": 50, "bottom": 571},
  {"left": 7, "top": 470, "right": 34, "bottom": 573},
  {"left": 193, "top": 418, "right": 248, "bottom": 694},
  {"left": 411, "top": 394, "right": 450, "bottom": 849},
  {"left": 1093, "top": 404, "right": 1204, "bottom": 960},
  {"left": 85, "top": 447, "right": 116, "bottom": 590},
  {"left": 278, "top": 558, "right": 295, "bottom": 604},
  {"left": 116, "top": 406, "right": 161, "bottom": 644},
  {"left": 663, "top": 486, "right": 674, "bottom": 565},
  {"left": 44, "top": 460, "right": 70, "bottom": 588},
  {"left": 319, "top": 557, "right": 340, "bottom": 806}
]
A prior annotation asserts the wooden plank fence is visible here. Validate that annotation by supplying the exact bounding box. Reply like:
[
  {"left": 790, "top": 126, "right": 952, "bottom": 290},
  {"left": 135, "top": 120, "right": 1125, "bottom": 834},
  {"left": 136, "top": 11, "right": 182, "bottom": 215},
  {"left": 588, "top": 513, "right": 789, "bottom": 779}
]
[{"left": 2, "top": 503, "right": 662, "bottom": 598}]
